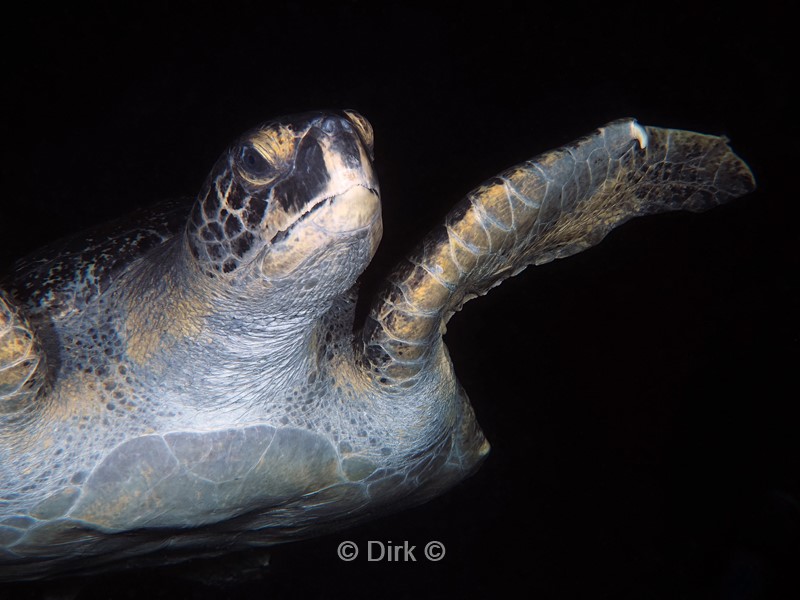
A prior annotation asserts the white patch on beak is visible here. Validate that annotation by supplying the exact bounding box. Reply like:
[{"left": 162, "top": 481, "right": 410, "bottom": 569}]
[
  {"left": 309, "top": 186, "right": 381, "bottom": 234},
  {"left": 260, "top": 126, "right": 382, "bottom": 281}
]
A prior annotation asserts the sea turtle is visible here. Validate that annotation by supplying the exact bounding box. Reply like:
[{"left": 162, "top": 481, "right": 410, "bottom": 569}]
[{"left": 0, "top": 111, "right": 754, "bottom": 580}]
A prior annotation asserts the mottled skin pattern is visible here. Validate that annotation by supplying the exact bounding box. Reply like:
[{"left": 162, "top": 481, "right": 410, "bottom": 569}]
[{"left": 0, "top": 112, "right": 754, "bottom": 580}]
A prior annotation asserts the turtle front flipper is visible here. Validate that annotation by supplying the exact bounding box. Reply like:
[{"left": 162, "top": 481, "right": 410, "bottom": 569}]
[
  {"left": 0, "top": 289, "right": 46, "bottom": 420},
  {"left": 363, "top": 119, "right": 756, "bottom": 384}
]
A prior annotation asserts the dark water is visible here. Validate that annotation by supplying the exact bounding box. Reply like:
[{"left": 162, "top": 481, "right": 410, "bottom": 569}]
[{"left": 1, "top": 2, "right": 795, "bottom": 599}]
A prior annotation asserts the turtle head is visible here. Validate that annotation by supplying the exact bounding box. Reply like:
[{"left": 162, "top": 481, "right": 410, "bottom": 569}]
[{"left": 187, "top": 111, "right": 382, "bottom": 311}]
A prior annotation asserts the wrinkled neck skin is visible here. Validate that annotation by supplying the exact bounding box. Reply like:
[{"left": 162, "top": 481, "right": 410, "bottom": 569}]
[
  {"left": 112, "top": 229, "right": 472, "bottom": 460},
  {"left": 117, "top": 235, "right": 351, "bottom": 414},
  {"left": 115, "top": 229, "right": 384, "bottom": 418},
  {"left": 101, "top": 230, "right": 483, "bottom": 496}
]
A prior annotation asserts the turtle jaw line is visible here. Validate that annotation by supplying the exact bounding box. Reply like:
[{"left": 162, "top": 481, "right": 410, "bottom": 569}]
[
  {"left": 269, "top": 184, "right": 380, "bottom": 245},
  {"left": 269, "top": 195, "right": 332, "bottom": 245}
]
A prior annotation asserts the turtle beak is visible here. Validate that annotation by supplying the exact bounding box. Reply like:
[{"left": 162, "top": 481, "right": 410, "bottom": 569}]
[
  {"left": 302, "top": 114, "right": 381, "bottom": 236},
  {"left": 265, "top": 114, "right": 380, "bottom": 232},
  {"left": 260, "top": 113, "right": 382, "bottom": 280}
]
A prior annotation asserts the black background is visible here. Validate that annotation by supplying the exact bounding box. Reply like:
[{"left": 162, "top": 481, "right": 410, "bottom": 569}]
[{"left": 1, "top": 2, "right": 796, "bottom": 599}]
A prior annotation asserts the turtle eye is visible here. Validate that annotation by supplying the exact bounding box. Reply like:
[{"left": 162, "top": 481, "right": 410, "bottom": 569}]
[{"left": 238, "top": 145, "right": 274, "bottom": 178}]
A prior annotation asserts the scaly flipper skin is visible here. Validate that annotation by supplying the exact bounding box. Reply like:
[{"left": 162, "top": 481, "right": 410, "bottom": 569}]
[
  {"left": 363, "top": 120, "right": 756, "bottom": 384},
  {"left": 0, "top": 290, "right": 45, "bottom": 421}
]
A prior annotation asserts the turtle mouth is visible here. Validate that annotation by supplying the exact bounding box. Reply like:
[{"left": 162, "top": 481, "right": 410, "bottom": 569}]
[
  {"left": 269, "top": 185, "right": 380, "bottom": 245},
  {"left": 269, "top": 196, "right": 329, "bottom": 245},
  {"left": 260, "top": 184, "right": 382, "bottom": 280}
]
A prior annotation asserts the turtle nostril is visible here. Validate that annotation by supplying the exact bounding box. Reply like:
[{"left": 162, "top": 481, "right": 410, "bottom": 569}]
[{"left": 319, "top": 115, "right": 350, "bottom": 136}]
